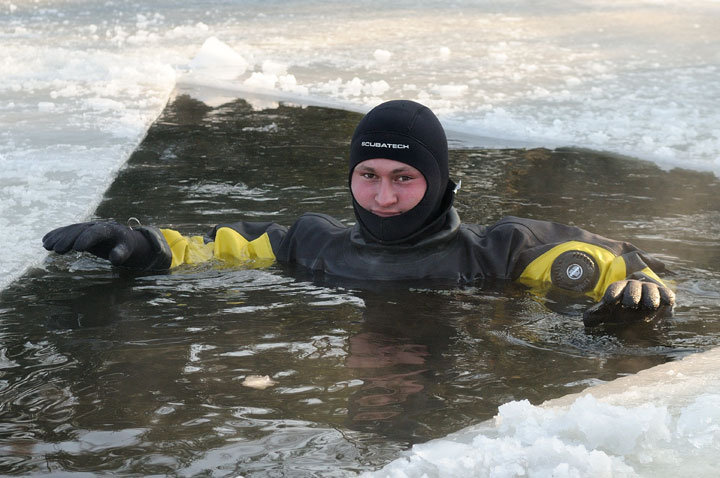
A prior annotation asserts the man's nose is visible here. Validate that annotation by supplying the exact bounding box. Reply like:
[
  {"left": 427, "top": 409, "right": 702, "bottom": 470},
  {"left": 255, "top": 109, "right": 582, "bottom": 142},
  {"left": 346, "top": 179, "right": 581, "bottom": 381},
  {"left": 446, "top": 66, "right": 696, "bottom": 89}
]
[{"left": 375, "top": 179, "right": 397, "bottom": 206}]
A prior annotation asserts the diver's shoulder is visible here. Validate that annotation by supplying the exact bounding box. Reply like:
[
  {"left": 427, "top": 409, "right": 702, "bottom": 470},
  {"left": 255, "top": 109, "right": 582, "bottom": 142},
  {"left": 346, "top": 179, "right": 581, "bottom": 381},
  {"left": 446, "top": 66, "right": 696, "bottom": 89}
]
[
  {"left": 487, "top": 215, "right": 618, "bottom": 247},
  {"left": 292, "top": 212, "right": 349, "bottom": 231},
  {"left": 489, "top": 215, "right": 563, "bottom": 235},
  {"left": 459, "top": 215, "right": 538, "bottom": 235},
  {"left": 493, "top": 215, "right": 546, "bottom": 227},
  {"left": 460, "top": 216, "right": 549, "bottom": 243}
]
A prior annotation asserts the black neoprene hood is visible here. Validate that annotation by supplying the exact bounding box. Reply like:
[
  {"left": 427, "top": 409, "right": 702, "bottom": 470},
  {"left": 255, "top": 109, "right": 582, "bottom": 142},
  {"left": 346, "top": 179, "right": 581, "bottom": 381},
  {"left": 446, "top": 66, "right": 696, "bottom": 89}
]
[{"left": 349, "top": 100, "right": 452, "bottom": 244}]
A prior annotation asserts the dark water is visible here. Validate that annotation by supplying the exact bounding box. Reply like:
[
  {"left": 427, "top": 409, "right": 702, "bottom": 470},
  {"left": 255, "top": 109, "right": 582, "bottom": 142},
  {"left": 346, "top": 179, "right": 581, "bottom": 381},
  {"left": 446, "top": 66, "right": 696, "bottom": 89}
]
[{"left": 1, "top": 89, "right": 719, "bottom": 476}]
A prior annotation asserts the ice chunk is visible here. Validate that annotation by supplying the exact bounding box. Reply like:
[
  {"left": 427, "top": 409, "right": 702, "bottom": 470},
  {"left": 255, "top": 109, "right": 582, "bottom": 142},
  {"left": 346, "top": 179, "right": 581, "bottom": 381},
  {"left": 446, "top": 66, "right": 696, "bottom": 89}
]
[
  {"left": 242, "top": 375, "right": 277, "bottom": 390},
  {"left": 189, "top": 37, "right": 249, "bottom": 80},
  {"left": 243, "top": 72, "right": 278, "bottom": 90},
  {"left": 374, "top": 49, "right": 393, "bottom": 63},
  {"left": 262, "top": 60, "right": 287, "bottom": 76},
  {"left": 432, "top": 84, "right": 468, "bottom": 99}
]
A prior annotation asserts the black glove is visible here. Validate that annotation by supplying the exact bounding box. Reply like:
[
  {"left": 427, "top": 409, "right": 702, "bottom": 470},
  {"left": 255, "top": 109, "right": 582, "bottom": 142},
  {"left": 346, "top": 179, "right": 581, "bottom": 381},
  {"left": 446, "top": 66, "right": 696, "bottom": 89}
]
[
  {"left": 583, "top": 279, "right": 675, "bottom": 326},
  {"left": 43, "top": 222, "right": 171, "bottom": 270}
]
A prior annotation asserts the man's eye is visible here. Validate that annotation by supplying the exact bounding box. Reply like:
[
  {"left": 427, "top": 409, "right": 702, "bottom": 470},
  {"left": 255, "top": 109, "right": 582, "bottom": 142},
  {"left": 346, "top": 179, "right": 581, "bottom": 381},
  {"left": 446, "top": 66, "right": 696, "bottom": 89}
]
[
  {"left": 397, "top": 175, "right": 413, "bottom": 182},
  {"left": 362, "top": 173, "right": 376, "bottom": 179}
]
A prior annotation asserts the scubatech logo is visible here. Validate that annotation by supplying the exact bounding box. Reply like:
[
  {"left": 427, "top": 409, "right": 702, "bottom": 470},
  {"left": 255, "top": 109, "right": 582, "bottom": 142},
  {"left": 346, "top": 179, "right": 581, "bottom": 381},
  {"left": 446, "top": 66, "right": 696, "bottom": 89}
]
[{"left": 361, "top": 141, "right": 410, "bottom": 149}]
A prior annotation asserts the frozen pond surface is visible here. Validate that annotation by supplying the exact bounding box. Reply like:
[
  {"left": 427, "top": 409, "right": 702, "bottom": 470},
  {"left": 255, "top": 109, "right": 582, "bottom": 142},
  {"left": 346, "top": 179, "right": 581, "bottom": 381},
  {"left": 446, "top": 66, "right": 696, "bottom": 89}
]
[{"left": 0, "top": 96, "right": 719, "bottom": 476}]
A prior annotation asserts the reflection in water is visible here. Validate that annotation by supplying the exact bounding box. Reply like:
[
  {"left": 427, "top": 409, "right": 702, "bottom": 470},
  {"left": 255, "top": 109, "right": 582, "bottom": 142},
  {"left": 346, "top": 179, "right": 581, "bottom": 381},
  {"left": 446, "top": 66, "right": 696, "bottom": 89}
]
[
  {"left": 345, "top": 292, "right": 455, "bottom": 439},
  {"left": 0, "top": 90, "right": 719, "bottom": 475}
]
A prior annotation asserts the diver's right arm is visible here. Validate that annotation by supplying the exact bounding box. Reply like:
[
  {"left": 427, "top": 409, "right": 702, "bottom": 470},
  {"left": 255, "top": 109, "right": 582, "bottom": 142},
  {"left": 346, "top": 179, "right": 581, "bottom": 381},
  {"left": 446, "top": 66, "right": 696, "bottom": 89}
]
[
  {"left": 42, "top": 222, "right": 172, "bottom": 270},
  {"left": 161, "top": 221, "right": 284, "bottom": 268},
  {"left": 43, "top": 220, "right": 286, "bottom": 270}
]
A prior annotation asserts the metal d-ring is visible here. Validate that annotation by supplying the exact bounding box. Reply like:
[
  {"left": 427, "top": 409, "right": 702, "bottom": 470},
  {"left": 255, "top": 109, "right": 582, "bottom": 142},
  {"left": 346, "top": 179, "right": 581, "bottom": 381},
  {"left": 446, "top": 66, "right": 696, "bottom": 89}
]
[{"left": 127, "top": 217, "right": 142, "bottom": 229}]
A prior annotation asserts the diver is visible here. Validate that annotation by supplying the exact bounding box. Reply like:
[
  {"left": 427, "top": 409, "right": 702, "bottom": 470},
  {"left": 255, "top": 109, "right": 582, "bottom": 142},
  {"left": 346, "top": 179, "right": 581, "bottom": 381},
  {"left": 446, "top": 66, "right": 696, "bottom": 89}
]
[{"left": 42, "top": 100, "right": 675, "bottom": 326}]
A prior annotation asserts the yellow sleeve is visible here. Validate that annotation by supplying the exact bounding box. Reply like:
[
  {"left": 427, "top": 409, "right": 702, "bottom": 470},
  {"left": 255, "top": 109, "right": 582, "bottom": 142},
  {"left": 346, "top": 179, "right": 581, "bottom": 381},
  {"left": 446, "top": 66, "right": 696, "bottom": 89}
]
[
  {"left": 212, "top": 227, "right": 276, "bottom": 267},
  {"left": 160, "top": 227, "right": 276, "bottom": 269},
  {"left": 518, "top": 240, "right": 666, "bottom": 300}
]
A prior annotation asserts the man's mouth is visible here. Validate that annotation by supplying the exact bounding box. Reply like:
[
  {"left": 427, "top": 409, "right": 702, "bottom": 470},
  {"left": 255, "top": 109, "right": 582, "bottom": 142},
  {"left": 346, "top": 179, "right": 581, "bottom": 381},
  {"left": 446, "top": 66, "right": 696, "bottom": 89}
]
[{"left": 372, "top": 210, "right": 402, "bottom": 218}]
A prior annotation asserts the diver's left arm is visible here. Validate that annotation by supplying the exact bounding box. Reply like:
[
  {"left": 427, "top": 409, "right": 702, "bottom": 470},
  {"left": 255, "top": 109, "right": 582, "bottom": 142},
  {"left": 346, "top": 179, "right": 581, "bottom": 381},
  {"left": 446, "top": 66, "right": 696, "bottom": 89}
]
[
  {"left": 582, "top": 277, "right": 675, "bottom": 326},
  {"left": 502, "top": 217, "right": 676, "bottom": 325}
]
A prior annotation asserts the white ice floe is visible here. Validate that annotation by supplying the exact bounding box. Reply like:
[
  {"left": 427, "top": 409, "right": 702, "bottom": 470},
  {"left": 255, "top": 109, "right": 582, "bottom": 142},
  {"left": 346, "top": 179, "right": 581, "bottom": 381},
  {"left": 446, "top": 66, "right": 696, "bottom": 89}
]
[{"left": 366, "top": 347, "right": 720, "bottom": 478}]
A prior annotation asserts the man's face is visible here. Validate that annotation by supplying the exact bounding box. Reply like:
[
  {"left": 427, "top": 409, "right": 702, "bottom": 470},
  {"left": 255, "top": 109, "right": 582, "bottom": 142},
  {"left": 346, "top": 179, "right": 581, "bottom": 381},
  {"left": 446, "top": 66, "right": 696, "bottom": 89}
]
[{"left": 350, "top": 158, "right": 427, "bottom": 218}]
